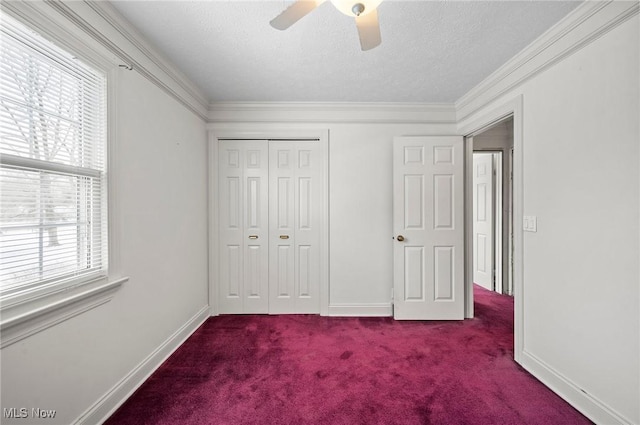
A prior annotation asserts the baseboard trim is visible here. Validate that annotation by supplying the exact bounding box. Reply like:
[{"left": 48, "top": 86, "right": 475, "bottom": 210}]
[
  {"left": 520, "top": 350, "right": 633, "bottom": 425},
  {"left": 328, "top": 303, "right": 392, "bottom": 317},
  {"left": 73, "top": 305, "right": 210, "bottom": 425}
]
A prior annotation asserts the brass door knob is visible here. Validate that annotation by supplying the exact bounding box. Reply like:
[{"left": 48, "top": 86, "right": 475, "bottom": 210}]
[{"left": 396, "top": 235, "right": 405, "bottom": 242}]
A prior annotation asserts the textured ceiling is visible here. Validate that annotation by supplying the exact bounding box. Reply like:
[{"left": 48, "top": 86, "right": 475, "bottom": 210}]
[{"left": 110, "top": 0, "right": 581, "bottom": 103}]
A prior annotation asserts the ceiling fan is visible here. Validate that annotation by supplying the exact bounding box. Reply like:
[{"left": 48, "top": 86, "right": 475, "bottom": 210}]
[{"left": 270, "top": 0, "right": 383, "bottom": 51}]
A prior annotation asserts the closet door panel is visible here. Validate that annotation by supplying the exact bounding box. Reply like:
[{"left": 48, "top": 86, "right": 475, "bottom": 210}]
[
  {"left": 218, "top": 144, "right": 243, "bottom": 313},
  {"left": 269, "top": 145, "right": 295, "bottom": 313},
  {"left": 243, "top": 144, "right": 269, "bottom": 313},
  {"left": 269, "top": 142, "right": 321, "bottom": 314},
  {"left": 218, "top": 141, "right": 268, "bottom": 314},
  {"left": 293, "top": 145, "right": 321, "bottom": 313}
]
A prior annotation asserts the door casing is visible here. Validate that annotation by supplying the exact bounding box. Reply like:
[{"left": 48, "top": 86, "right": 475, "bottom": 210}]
[{"left": 459, "top": 95, "right": 524, "bottom": 363}]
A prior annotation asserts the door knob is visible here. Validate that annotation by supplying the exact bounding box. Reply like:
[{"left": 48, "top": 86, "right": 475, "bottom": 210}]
[{"left": 396, "top": 235, "right": 405, "bottom": 242}]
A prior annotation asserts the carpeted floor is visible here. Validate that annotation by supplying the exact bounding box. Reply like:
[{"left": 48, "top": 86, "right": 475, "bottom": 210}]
[{"left": 105, "top": 285, "right": 592, "bottom": 424}]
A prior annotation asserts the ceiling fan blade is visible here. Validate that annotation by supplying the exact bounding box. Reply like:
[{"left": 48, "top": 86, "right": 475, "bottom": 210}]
[
  {"left": 355, "top": 9, "right": 381, "bottom": 51},
  {"left": 270, "top": 0, "right": 323, "bottom": 30}
]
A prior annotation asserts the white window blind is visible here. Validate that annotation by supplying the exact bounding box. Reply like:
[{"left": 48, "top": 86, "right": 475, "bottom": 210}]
[{"left": 0, "top": 14, "right": 107, "bottom": 296}]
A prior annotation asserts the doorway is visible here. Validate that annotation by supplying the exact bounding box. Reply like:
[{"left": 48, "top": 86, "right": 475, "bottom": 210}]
[
  {"left": 460, "top": 96, "right": 523, "bottom": 361},
  {"left": 470, "top": 118, "right": 514, "bottom": 296}
]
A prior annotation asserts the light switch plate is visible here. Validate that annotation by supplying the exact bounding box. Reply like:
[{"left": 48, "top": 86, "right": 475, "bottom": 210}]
[{"left": 523, "top": 215, "right": 537, "bottom": 232}]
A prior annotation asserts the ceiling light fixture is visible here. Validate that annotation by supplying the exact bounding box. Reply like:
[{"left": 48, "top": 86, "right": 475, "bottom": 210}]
[
  {"left": 270, "top": 0, "right": 383, "bottom": 51},
  {"left": 329, "top": 0, "right": 382, "bottom": 17}
]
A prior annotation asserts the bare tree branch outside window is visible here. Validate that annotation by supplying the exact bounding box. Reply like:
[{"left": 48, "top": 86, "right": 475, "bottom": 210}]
[{"left": 0, "top": 17, "right": 106, "bottom": 291}]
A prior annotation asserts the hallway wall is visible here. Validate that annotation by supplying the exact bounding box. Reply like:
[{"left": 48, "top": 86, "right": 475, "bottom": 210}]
[{"left": 459, "top": 6, "right": 639, "bottom": 423}]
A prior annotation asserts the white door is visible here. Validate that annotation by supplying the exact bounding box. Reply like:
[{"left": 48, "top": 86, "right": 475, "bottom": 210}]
[
  {"left": 269, "top": 141, "right": 321, "bottom": 314},
  {"left": 218, "top": 140, "right": 269, "bottom": 313},
  {"left": 393, "top": 136, "right": 464, "bottom": 320},
  {"left": 473, "top": 153, "right": 494, "bottom": 290}
]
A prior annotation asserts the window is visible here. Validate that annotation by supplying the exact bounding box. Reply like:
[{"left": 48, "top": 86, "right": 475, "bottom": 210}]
[{"left": 0, "top": 15, "right": 107, "bottom": 300}]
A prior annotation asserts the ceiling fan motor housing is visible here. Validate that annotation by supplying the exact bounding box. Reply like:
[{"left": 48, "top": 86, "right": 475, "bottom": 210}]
[
  {"left": 330, "top": 0, "right": 382, "bottom": 17},
  {"left": 352, "top": 3, "right": 365, "bottom": 16}
]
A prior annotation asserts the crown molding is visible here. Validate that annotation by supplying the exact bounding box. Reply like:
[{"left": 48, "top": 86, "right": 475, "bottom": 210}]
[
  {"left": 39, "top": 0, "right": 209, "bottom": 121},
  {"left": 84, "top": 2, "right": 209, "bottom": 106},
  {"left": 209, "top": 102, "right": 457, "bottom": 125},
  {"left": 1, "top": 1, "right": 115, "bottom": 71},
  {"left": 455, "top": 0, "right": 639, "bottom": 124},
  {"left": 6, "top": 1, "right": 635, "bottom": 126}
]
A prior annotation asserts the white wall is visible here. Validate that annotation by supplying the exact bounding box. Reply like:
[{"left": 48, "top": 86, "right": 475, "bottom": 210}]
[
  {"left": 472, "top": 119, "right": 513, "bottom": 150},
  {"left": 0, "top": 30, "right": 209, "bottom": 425},
  {"left": 460, "top": 10, "right": 639, "bottom": 425},
  {"left": 329, "top": 123, "right": 456, "bottom": 308},
  {"left": 209, "top": 116, "right": 457, "bottom": 314},
  {"left": 2, "top": 2, "right": 637, "bottom": 425}
]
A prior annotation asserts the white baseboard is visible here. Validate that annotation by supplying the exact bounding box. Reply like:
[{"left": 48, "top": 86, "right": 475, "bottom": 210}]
[
  {"left": 328, "top": 303, "right": 392, "bottom": 317},
  {"left": 74, "top": 305, "right": 210, "bottom": 425},
  {"left": 520, "top": 350, "right": 633, "bottom": 425}
]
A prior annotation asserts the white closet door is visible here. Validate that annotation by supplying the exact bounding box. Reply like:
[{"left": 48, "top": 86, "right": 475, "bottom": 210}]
[
  {"left": 269, "top": 141, "right": 321, "bottom": 314},
  {"left": 218, "top": 140, "right": 269, "bottom": 314}
]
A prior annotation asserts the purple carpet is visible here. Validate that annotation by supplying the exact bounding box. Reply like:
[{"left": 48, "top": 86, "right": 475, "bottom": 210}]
[{"left": 106, "top": 285, "right": 591, "bottom": 424}]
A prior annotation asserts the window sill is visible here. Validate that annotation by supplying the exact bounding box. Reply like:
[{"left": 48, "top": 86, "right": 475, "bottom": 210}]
[{"left": 0, "top": 276, "right": 128, "bottom": 348}]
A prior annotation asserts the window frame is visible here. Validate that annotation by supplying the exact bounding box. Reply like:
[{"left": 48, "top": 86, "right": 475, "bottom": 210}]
[
  {"left": 0, "top": 6, "right": 127, "bottom": 348},
  {"left": 0, "top": 155, "right": 107, "bottom": 297}
]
